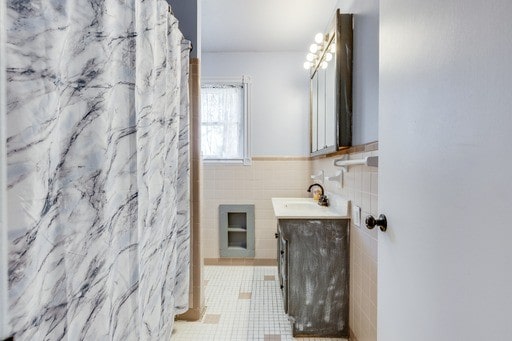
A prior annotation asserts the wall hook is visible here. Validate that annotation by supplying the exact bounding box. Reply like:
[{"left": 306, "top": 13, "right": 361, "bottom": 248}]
[
  {"left": 310, "top": 170, "right": 324, "bottom": 183},
  {"left": 326, "top": 170, "right": 343, "bottom": 188}
]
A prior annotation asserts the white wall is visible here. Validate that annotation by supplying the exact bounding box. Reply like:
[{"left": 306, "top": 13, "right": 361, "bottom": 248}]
[
  {"left": 201, "top": 1, "right": 379, "bottom": 153},
  {"left": 202, "top": 52, "right": 310, "bottom": 156},
  {"left": 337, "top": 0, "right": 379, "bottom": 145},
  {"left": 379, "top": 0, "right": 512, "bottom": 340}
]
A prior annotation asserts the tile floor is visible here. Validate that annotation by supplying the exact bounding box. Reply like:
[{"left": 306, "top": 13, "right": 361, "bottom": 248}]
[{"left": 172, "top": 266, "right": 347, "bottom": 341}]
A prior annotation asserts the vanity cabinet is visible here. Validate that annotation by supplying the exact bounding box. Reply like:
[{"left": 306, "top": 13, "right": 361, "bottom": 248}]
[{"left": 276, "top": 219, "right": 349, "bottom": 337}]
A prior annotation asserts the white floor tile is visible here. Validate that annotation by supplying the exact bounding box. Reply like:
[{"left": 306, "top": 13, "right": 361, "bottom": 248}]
[{"left": 172, "top": 266, "right": 347, "bottom": 341}]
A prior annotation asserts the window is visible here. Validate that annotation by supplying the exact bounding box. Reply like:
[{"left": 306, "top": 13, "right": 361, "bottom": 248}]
[{"left": 201, "top": 77, "right": 251, "bottom": 164}]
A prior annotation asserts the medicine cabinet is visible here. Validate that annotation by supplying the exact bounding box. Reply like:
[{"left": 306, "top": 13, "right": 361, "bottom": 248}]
[{"left": 310, "top": 10, "right": 353, "bottom": 156}]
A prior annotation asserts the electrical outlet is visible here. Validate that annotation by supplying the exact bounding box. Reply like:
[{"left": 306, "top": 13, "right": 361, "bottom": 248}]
[{"left": 352, "top": 205, "right": 361, "bottom": 227}]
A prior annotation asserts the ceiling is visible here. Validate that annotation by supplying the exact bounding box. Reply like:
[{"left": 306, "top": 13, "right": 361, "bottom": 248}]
[{"left": 201, "top": 0, "right": 339, "bottom": 53}]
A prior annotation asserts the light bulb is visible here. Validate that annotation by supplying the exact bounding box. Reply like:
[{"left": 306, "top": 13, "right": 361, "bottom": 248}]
[
  {"left": 325, "top": 53, "right": 333, "bottom": 62},
  {"left": 321, "top": 61, "right": 328, "bottom": 69},
  {"left": 314, "top": 33, "right": 324, "bottom": 44},
  {"left": 309, "top": 44, "right": 318, "bottom": 53},
  {"left": 303, "top": 61, "right": 312, "bottom": 70},
  {"left": 306, "top": 53, "right": 315, "bottom": 62}
]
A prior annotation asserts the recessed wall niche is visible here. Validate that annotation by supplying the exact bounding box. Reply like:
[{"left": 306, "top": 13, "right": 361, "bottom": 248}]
[{"left": 219, "top": 205, "right": 255, "bottom": 258}]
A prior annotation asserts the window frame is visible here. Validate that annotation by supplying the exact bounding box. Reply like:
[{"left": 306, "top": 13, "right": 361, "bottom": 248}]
[{"left": 200, "top": 76, "right": 251, "bottom": 165}]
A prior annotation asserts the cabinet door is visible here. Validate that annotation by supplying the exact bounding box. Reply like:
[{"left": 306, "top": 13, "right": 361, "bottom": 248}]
[
  {"left": 325, "top": 44, "right": 337, "bottom": 148},
  {"left": 281, "top": 219, "right": 349, "bottom": 337},
  {"left": 279, "top": 233, "right": 288, "bottom": 313}
]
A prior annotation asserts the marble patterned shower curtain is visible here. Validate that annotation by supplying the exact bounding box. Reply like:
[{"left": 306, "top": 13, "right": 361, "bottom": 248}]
[{"left": 5, "top": 0, "right": 190, "bottom": 340}]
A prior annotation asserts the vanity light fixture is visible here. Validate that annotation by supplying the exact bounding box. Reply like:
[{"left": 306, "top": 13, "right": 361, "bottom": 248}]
[
  {"left": 314, "top": 33, "right": 324, "bottom": 44},
  {"left": 303, "top": 61, "right": 313, "bottom": 69},
  {"left": 303, "top": 32, "right": 330, "bottom": 70}
]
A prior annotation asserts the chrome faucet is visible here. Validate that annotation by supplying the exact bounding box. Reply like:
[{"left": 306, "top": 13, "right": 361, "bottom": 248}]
[{"left": 307, "top": 183, "right": 329, "bottom": 207}]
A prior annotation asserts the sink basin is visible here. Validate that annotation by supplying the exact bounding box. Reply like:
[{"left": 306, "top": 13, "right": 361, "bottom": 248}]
[{"left": 271, "top": 197, "right": 349, "bottom": 219}]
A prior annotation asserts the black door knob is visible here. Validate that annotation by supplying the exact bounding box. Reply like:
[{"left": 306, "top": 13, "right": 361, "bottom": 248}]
[
  {"left": 365, "top": 214, "right": 387, "bottom": 232},
  {"left": 274, "top": 233, "right": 279, "bottom": 239},
  {"left": 280, "top": 250, "right": 285, "bottom": 255}
]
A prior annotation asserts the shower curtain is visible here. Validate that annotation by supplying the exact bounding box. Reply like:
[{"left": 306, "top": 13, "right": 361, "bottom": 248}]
[{"left": 4, "top": 0, "right": 190, "bottom": 340}]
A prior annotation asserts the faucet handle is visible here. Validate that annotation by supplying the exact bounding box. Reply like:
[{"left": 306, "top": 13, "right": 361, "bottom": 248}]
[{"left": 318, "top": 195, "right": 329, "bottom": 207}]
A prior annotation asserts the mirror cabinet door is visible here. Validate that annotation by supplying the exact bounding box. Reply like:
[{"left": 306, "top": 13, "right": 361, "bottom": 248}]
[
  {"left": 311, "top": 72, "right": 318, "bottom": 153},
  {"left": 325, "top": 39, "right": 337, "bottom": 149},
  {"left": 317, "top": 67, "right": 327, "bottom": 150}
]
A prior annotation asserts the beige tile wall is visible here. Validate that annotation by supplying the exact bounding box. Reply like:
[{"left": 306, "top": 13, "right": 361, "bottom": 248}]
[
  {"left": 312, "top": 150, "right": 378, "bottom": 341},
  {"left": 202, "top": 158, "right": 311, "bottom": 260},
  {"left": 201, "top": 151, "right": 378, "bottom": 341}
]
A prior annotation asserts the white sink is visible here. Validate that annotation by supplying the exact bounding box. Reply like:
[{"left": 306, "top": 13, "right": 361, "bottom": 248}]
[
  {"left": 271, "top": 197, "right": 350, "bottom": 219},
  {"left": 283, "top": 202, "right": 319, "bottom": 210}
]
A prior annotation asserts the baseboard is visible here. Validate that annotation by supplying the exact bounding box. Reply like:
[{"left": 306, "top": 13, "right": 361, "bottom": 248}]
[{"left": 204, "top": 258, "right": 277, "bottom": 266}]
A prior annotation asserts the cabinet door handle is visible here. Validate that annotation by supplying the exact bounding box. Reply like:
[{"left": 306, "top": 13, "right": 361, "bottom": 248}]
[
  {"left": 280, "top": 285, "right": 284, "bottom": 289},
  {"left": 280, "top": 250, "right": 285, "bottom": 255},
  {"left": 274, "top": 233, "right": 279, "bottom": 239}
]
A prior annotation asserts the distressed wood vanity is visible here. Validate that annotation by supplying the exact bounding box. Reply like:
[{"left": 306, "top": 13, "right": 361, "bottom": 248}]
[{"left": 271, "top": 198, "right": 350, "bottom": 338}]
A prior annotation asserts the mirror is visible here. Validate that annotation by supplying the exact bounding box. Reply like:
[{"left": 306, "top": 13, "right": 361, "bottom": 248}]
[{"left": 310, "top": 10, "right": 353, "bottom": 156}]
